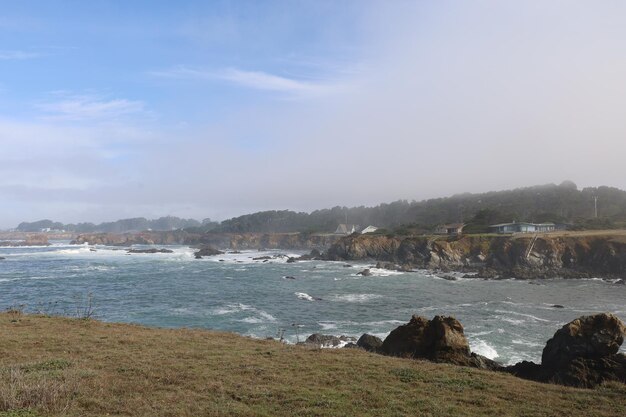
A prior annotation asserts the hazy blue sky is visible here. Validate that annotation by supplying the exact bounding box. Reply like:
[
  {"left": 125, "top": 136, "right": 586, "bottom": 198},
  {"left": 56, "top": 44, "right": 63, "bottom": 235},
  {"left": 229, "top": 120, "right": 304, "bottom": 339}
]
[{"left": 2, "top": 1, "right": 626, "bottom": 227}]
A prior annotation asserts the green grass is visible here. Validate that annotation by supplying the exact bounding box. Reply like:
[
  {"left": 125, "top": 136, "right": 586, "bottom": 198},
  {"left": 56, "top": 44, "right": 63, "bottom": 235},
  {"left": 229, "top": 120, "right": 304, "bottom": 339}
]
[{"left": 0, "top": 314, "right": 625, "bottom": 416}]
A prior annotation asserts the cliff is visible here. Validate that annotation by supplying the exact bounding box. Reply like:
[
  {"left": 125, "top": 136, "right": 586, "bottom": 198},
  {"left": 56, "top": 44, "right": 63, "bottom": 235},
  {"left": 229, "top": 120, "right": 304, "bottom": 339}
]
[
  {"left": 324, "top": 231, "right": 626, "bottom": 279},
  {"left": 71, "top": 231, "right": 339, "bottom": 251}
]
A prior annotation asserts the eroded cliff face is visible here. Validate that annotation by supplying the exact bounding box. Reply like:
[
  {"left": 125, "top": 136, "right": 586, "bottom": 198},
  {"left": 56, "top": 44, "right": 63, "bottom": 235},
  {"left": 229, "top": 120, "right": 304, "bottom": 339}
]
[
  {"left": 71, "top": 232, "right": 338, "bottom": 251},
  {"left": 324, "top": 233, "right": 626, "bottom": 278}
]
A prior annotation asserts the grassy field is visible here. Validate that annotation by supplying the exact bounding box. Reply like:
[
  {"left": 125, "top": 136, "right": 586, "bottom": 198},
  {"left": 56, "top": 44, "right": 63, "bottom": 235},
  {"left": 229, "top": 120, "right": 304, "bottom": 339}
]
[{"left": 0, "top": 313, "right": 625, "bottom": 417}]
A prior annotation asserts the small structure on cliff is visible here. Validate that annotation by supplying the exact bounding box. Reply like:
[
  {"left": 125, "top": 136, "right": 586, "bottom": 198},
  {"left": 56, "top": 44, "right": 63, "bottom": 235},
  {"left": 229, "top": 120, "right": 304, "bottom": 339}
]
[
  {"left": 489, "top": 221, "right": 555, "bottom": 234},
  {"left": 360, "top": 225, "right": 379, "bottom": 234},
  {"left": 434, "top": 223, "right": 465, "bottom": 235},
  {"left": 334, "top": 224, "right": 360, "bottom": 235}
]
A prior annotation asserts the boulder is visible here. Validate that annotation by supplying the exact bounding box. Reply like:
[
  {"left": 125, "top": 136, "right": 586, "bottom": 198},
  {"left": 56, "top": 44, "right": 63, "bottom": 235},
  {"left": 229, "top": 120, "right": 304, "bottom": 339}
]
[
  {"left": 357, "top": 269, "right": 372, "bottom": 276},
  {"left": 357, "top": 334, "right": 383, "bottom": 352},
  {"left": 379, "top": 315, "right": 498, "bottom": 369},
  {"left": 379, "top": 315, "right": 502, "bottom": 370},
  {"left": 541, "top": 313, "right": 625, "bottom": 369},
  {"left": 506, "top": 313, "right": 626, "bottom": 387}
]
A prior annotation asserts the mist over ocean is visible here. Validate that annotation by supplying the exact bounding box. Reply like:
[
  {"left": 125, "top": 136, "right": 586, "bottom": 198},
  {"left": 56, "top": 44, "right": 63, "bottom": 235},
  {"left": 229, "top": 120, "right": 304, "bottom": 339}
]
[{"left": 1, "top": 241, "right": 624, "bottom": 365}]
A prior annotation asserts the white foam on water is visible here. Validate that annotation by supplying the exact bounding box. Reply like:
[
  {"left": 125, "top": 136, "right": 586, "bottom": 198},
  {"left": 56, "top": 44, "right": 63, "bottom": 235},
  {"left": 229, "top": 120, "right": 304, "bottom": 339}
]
[
  {"left": 367, "top": 268, "right": 405, "bottom": 277},
  {"left": 511, "top": 339, "right": 543, "bottom": 348},
  {"left": 239, "top": 315, "right": 276, "bottom": 324},
  {"left": 500, "top": 317, "right": 526, "bottom": 325},
  {"left": 329, "top": 293, "right": 383, "bottom": 303},
  {"left": 494, "top": 309, "right": 551, "bottom": 322},
  {"left": 318, "top": 322, "right": 338, "bottom": 330},
  {"left": 212, "top": 303, "right": 254, "bottom": 315},
  {"left": 467, "top": 330, "right": 495, "bottom": 337},
  {"left": 470, "top": 339, "right": 499, "bottom": 360},
  {"left": 295, "top": 292, "right": 314, "bottom": 301},
  {"left": 361, "top": 319, "right": 406, "bottom": 327}
]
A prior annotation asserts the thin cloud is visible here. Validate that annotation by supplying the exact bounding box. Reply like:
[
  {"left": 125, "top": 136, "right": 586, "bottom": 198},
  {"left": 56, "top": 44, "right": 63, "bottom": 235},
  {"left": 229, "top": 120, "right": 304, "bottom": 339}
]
[
  {"left": 0, "top": 50, "right": 41, "bottom": 60},
  {"left": 153, "top": 66, "right": 345, "bottom": 98},
  {"left": 36, "top": 93, "right": 146, "bottom": 121}
]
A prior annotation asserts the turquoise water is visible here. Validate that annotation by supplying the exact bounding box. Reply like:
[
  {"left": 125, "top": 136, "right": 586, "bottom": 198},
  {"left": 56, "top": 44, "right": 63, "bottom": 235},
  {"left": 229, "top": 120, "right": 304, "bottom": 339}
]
[{"left": 1, "top": 241, "right": 624, "bottom": 365}]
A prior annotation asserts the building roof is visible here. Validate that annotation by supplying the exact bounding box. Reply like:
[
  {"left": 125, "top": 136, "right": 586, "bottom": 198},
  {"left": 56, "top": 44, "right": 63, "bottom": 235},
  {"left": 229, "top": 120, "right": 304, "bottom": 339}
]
[
  {"left": 334, "top": 224, "right": 360, "bottom": 234},
  {"left": 489, "top": 222, "right": 556, "bottom": 228},
  {"left": 441, "top": 223, "right": 465, "bottom": 229}
]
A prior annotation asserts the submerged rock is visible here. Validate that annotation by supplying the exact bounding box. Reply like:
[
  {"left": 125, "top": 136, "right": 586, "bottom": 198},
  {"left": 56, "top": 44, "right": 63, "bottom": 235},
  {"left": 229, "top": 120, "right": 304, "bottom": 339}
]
[{"left": 440, "top": 275, "right": 458, "bottom": 281}]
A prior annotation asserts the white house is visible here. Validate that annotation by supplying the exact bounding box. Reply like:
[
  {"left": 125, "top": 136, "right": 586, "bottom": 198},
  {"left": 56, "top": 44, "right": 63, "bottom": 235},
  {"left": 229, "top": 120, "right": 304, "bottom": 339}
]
[{"left": 360, "top": 225, "right": 379, "bottom": 234}]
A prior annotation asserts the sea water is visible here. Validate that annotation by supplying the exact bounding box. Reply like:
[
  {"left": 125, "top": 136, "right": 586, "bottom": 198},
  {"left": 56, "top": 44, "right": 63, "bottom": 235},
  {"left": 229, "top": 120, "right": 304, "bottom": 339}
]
[{"left": 0, "top": 241, "right": 624, "bottom": 365}]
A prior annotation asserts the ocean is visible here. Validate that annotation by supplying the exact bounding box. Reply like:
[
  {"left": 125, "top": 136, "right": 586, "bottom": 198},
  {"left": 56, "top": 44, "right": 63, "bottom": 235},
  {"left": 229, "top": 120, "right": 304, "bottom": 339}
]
[{"left": 1, "top": 241, "right": 624, "bottom": 365}]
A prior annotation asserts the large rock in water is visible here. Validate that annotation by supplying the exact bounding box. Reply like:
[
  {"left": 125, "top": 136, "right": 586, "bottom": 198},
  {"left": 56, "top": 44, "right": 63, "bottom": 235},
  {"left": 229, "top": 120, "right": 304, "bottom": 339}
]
[
  {"left": 194, "top": 245, "right": 224, "bottom": 258},
  {"left": 379, "top": 315, "right": 499, "bottom": 369},
  {"left": 304, "top": 334, "right": 356, "bottom": 348},
  {"left": 506, "top": 313, "right": 626, "bottom": 388}
]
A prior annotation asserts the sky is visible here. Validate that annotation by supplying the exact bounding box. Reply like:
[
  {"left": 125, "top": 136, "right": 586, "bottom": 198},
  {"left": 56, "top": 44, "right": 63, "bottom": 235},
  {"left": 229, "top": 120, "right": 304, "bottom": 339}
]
[{"left": 1, "top": 1, "right": 626, "bottom": 228}]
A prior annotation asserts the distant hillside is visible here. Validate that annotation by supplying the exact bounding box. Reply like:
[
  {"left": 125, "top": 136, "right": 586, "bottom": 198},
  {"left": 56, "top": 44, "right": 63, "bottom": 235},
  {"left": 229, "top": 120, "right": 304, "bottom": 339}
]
[
  {"left": 17, "top": 216, "right": 202, "bottom": 233},
  {"left": 17, "top": 182, "right": 626, "bottom": 235},
  {"left": 212, "top": 182, "right": 626, "bottom": 233}
]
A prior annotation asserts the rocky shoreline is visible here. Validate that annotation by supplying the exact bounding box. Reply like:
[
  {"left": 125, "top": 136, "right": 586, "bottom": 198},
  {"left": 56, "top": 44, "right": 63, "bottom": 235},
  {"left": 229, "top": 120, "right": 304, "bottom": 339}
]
[
  {"left": 321, "top": 233, "right": 626, "bottom": 280},
  {"left": 68, "top": 230, "right": 626, "bottom": 280},
  {"left": 301, "top": 313, "right": 626, "bottom": 388},
  {"left": 71, "top": 231, "right": 339, "bottom": 251}
]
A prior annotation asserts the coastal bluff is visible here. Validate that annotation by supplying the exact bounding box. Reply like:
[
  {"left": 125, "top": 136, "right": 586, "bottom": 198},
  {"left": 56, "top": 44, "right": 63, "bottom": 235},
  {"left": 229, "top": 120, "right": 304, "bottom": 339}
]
[{"left": 323, "top": 231, "right": 626, "bottom": 279}]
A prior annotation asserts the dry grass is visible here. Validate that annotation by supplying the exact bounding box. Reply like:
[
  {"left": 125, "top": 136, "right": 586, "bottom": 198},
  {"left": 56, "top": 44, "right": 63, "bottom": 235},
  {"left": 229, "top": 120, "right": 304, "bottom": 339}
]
[
  {"left": 0, "top": 365, "right": 77, "bottom": 414},
  {"left": 0, "top": 314, "right": 625, "bottom": 417}
]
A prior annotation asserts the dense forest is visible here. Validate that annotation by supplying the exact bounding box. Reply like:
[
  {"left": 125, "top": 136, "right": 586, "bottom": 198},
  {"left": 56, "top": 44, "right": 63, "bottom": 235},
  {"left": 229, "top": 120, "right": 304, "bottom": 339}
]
[
  {"left": 15, "top": 182, "right": 626, "bottom": 234},
  {"left": 210, "top": 182, "right": 626, "bottom": 233}
]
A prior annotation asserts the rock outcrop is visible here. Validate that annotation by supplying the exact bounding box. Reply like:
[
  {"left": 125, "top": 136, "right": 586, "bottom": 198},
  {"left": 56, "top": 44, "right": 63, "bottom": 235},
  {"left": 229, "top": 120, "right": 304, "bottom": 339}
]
[
  {"left": 0, "top": 234, "right": 50, "bottom": 247},
  {"left": 506, "top": 313, "right": 626, "bottom": 387},
  {"left": 72, "top": 232, "right": 339, "bottom": 251},
  {"left": 379, "top": 315, "right": 500, "bottom": 370}
]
